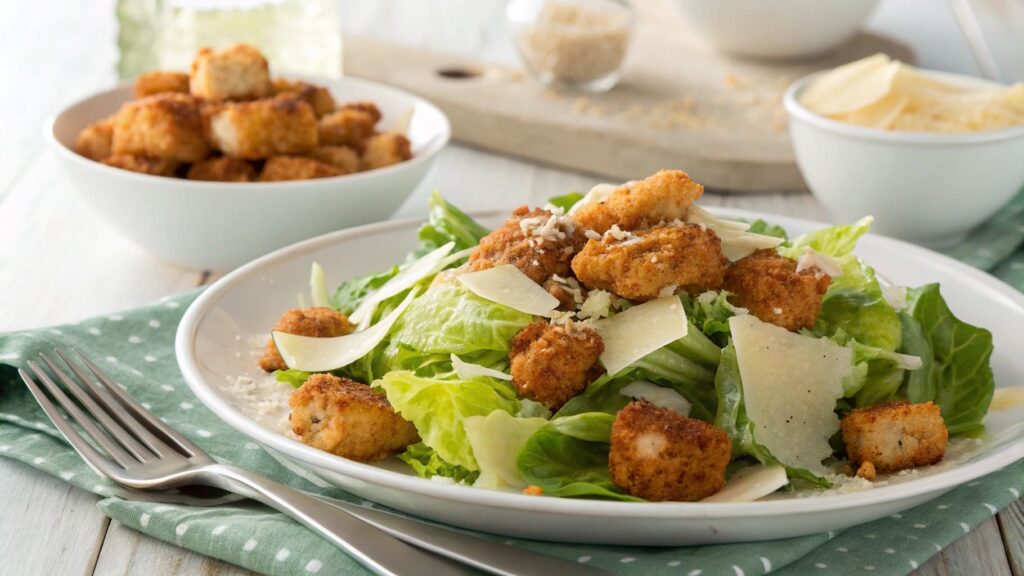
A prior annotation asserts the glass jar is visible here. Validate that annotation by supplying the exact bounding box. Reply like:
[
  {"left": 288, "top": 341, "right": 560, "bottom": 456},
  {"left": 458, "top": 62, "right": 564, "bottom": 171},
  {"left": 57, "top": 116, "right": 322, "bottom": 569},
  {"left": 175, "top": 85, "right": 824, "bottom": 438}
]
[{"left": 506, "top": 0, "right": 635, "bottom": 93}]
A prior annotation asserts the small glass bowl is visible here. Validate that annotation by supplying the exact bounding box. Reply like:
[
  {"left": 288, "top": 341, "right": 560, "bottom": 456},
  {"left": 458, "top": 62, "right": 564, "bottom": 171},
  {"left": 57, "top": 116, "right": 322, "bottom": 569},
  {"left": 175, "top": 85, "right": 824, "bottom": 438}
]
[{"left": 506, "top": 0, "right": 636, "bottom": 93}]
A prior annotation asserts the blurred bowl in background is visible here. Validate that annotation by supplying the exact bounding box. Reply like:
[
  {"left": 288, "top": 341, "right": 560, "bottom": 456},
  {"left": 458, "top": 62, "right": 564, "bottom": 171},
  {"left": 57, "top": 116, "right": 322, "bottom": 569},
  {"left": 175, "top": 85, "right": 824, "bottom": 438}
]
[
  {"left": 672, "top": 0, "right": 879, "bottom": 60},
  {"left": 784, "top": 71, "right": 1024, "bottom": 247},
  {"left": 47, "top": 75, "right": 450, "bottom": 271}
]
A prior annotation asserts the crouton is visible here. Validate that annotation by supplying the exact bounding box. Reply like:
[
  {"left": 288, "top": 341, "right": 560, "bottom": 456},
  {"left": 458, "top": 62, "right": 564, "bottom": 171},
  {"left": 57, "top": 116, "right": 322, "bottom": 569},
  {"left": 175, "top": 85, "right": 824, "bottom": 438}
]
[
  {"left": 186, "top": 156, "right": 257, "bottom": 182},
  {"left": 319, "top": 108, "right": 376, "bottom": 148},
  {"left": 101, "top": 154, "right": 178, "bottom": 177},
  {"left": 841, "top": 401, "right": 948, "bottom": 473},
  {"left": 572, "top": 223, "right": 727, "bottom": 300},
  {"left": 469, "top": 206, "right": 585, "bottom": 284},
  {"left": 724, "top": 249, "right": 831, "bottom": 331},
  {"left": 259, "top": 156, "right": 342, "bottom": 182},
  {"left": 307, "top": 145, "right": 360, "bottom": 174},
  {"left": 609, "top": 400, "right": 732, "bottom": 501},
  {"left": 134, "top": 71, "right": 190, "bottom": 98},
  {"left": 112, "top": 93, "right": 210, "bottom": 162},
  {"left": 189, "top": 43, "right": 272, "bottom": 101},
  {"left": 75, "top": 116, "right": 116, "bottom": 161},
  {"left": 272, "top": 78, "right": 336, "bottom": 117},
  {"left": 289, "top": 374, "right": 419, "bottom": 461},
  {"left": 361, "top": 132, "right": 412, "bottom": 171},
  {"left": 509, "top": 321, "right": 604, "bottom": 410},
  {"left": 571, "top": 170, "right": 704, "bottom": 234},
  {"left": 259, "top": 307, "right": 354, "bottom": 372},
  {"left": 208, "top": 96, "right": 318, "bottom": 159}
]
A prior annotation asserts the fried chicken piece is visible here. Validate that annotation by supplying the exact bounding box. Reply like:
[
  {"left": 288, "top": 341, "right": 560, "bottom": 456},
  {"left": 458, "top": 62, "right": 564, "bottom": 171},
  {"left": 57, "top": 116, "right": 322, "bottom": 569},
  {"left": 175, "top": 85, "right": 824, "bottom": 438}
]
[
  {"left": 259, "top": 307, "right": 354, "bottom": 372},
  {"left": 134, "top": 71, "right": 190, "bottom": 98},
  {"left": 543, "top": 278, "right": 582, "bottom": 311},
  {"left": 186, "top": 156, "right": 257, "bottom": 182},
  {"left": 360, "top": 132, "right": 412, "bottom": 171},
  {"left": 339, "top": 101, "right": 382, "bottom": 124},
  {"left": 259, "top": 156, "right": 343, "bottom": 182},
  {"left": 272, "top": 78, "right": 336, "bottom": 118},
  {"left": 841, "top": 401, "right": 948, "bottom": 474},
  {"left": 571, "top": 170, "right": 704, "bottom": 234},
  {"left": 509, "top": 321, "right": 604, "bottom": 410},
  {"left": 318, "top": 108, "right": 376, "bottom": 148},
  {"left": 609, "top": 400, "right": 732, "bottom": 501},
  {"left": 469, "top": 206, "right": 585, "bottom": 284},
  {"left": 189, "top": 43, "right": 273, "bottom": 102},
  {"left": 571, "top": 224, "right": 727, "bottom": 301},
  {"left": 101, "top": 154, "right": 178, "bottom": 177},
  {"left": 208, "top": 96, "right": 319, "bottom": 159},
  {"left": 75, "top": 116, "right": 116, "bottom": 161},
  {"left": 289, "top": 374, "right": 419, "bottom": 462},
  {"left": 723, "top": 249, "right": 831, "bottom": 331},
  {"left": 307, "top": 145, "right": 360, "bottom": 174},
  {"left": 112, "top": 93, "right": 209, "bottom": 162}
]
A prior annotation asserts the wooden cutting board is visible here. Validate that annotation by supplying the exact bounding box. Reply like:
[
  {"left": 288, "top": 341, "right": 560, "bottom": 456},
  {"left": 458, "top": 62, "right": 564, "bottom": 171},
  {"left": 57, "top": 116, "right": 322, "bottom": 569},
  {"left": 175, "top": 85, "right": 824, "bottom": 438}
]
[{"left": 344, "top": 0, "right": 911, "bottom": 192}]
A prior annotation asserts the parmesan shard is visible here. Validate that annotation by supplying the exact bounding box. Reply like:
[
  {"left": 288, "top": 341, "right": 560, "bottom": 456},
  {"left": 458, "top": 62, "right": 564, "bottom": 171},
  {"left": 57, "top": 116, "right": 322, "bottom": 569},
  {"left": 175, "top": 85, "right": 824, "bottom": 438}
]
[
  {"left": 702, "top": 465, "right": 789, "bottom": 502},
  {"left": 686, "top": 204, "right": 784, "bottom": 261},
  {"left": 349, "top": 241, "right": 455, "bottom": 326},
  {"left": 730, "top": 314, "right": 851, "bottom": 476},
  {"left": 620, "top": 381, "right": 691, "bottom": 416},
  {"left": 458, "top": 264, "right": 559, "bottom": 316},
  {"left": 592, "top": 296, "right": 688, "bottom": 377}
]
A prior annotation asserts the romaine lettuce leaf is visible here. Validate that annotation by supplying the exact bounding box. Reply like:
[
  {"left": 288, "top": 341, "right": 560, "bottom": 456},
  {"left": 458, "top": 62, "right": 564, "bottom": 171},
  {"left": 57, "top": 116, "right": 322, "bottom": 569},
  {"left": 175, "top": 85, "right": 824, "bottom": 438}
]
[
  {"left": 547, "top": 192, "right": 584, "bottom": 212},
  {"left": 680, "top": 290, "right": 743, "bottom": 346},
  {"left": 398, "top": 443, "right": 479, "bottom": 483},
  {"left": 747, "top": 219, "right": 789, "bottom": 241},
  {"left": 332, "top": 266, "right": 400, "bottom": 315},
  {"left": 464, "top": 410, "right": 548, "bottom": 490},
  {"left": 418, "top": 190, "right": 491, "bottom": 252},
  {"left": 273, "top": 368, "right": 312, "bottom": 388}
]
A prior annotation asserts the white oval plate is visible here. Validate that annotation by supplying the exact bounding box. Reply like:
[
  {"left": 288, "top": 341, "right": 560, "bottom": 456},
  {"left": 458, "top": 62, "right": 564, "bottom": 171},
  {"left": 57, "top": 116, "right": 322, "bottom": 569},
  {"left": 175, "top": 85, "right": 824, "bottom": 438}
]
[{"left": 176, "top": 209, "right": 1024, "bottom": 545}]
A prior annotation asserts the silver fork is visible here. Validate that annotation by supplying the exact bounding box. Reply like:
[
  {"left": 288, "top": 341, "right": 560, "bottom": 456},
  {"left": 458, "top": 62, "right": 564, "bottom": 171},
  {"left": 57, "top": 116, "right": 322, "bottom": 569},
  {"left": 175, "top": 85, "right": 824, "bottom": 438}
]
[{"left": 20, "top": 349, "right": 605, "bottom": 576}]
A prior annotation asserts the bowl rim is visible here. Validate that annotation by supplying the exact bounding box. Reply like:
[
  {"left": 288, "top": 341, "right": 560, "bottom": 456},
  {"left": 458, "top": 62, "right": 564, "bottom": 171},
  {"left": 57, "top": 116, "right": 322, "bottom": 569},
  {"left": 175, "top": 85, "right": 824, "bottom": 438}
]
[
  {"left": 784, "top": 69, "right": 1024, "bottom": 145},
  {"left": 45, "top": 73, "right": 452, "bottom": 190}
]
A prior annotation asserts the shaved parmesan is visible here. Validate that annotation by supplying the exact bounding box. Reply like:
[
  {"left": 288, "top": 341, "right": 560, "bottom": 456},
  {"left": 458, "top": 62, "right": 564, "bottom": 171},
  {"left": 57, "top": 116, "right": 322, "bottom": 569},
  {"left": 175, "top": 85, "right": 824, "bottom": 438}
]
[
  {"left": 592, "top": 296, "right": 688, "bottom": 377},
  {"left": 620, "top": 381, "right": 691, "bottom": 416},
  {"left": 730, "top": 315, "right": 851, "bottom": 476},
  {"left": 990, "top": 386, "right": 1024, "bottom": 412},
  {"left": 686, "top": 204, "right": 784, "bottom": 261},
  {"left": 458, "top": 264, "right": 559, "bottom": 316},
  {"left": 796, "top": 247, "right": 842, "bottom": 277},
  {"left": 567, "top": 182, "right": 618, "bottom": 216},
  {"left": 451, "top": 353, "right": 513, "bottom": 381},
  {"left": 349, "top": 242, "right": 455, "bottom": 326},
  {"left": 800, "top": 53, "right": 899, "bottom": 115},
  {"left": 273, "top": 290, "right": 418, "bottom": 372},
  {"left": 309, "top": 262, "right": 331, "bottom": 308},
  {"left": 702, "top": 464, "right": 789, "bottom": 503}
]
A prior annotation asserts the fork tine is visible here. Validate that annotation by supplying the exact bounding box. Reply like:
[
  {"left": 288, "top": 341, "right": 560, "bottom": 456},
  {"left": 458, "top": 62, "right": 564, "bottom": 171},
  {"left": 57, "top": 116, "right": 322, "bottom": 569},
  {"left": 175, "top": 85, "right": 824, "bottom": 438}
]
[
  {"left": 71, "top": 350, "right": 208, "bottom": 459},
  {"left": 40, "top": 352, "right": 157, "bottom": 463},
  {"left": 19, "top": 366, "right": 128, "bottom": 478}
]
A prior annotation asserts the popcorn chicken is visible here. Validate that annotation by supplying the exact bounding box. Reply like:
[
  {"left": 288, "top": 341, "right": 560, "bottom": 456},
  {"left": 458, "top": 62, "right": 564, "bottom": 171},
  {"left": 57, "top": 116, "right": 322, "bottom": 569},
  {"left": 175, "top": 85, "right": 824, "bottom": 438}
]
[
  {"left": 259, "top": 156, "right": 343, "bottom": 182},
  {"left": 186, "top": 156, "right": 257, "bottom": 182},
  {"left": 841, "top": 401, "right": 948, "bottom": 474},
  {"left": 571, "top": 170, "right": 704, "bottom": 235},
  {"left": 259, "top": 307, "right": 354, "bottom": 372},
  {"left": 111, "top": 93, "right": 210, "bottom": 162},
  {"left": 208, "top": 97, "right": 318, "bottom": 159},
  {"left": 101, "top": 154, "right": 178, "bottom": 177},
  {"left": 319, "top": 108, "right": 376, "bottom": 147},
  {"left": 361, "top": 132, "right": 412, "bottom": 171},
  {"left": 307, "top": 145, "right": 360, "bottom": 174},
  {"left": 273, "top": 78, "right": 336, "bottom": 117},
  {"left": 75, "top": 116, "right": 116, "bottom": 161},
  {"left": 339, "top": 101, "right": 382, "bottom": 124},
  {"left": 134, "top": 71, "right": 190, "bottom": 98},
  {"left": 509, "top": 321, "right": 604, "bottom": 410},
  {"left": 469, "top": 206, "right": 585, "bottom": 284},
  {"left": 189, "top": 43, "right": 272, "bottom": 101},
  {"left": 724, "top": 249, "right": 831, "bottom": 331}
]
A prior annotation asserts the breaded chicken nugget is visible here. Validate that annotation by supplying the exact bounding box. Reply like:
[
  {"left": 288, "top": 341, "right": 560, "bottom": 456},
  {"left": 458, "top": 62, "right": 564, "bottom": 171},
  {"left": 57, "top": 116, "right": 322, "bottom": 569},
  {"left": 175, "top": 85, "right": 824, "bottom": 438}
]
[
  {"left": 319, "top": 108, "right": 376, "bottom": 148},
  {"left": 112, "top": 93, "right": 210, "bottom": 162},
  {"left": 841, "top": 401, "right": 948, "bottom": 474},
  {"left": 289, "top": 374, "right": 419, "bottom": 461},
  {"left": 186, "top": 156, "right": 257, "bottom": 182},
  {"left": 609, "top": 400, "right": 731, "bottom": 501},
  {"left": 259, "top": 307, "right": 354, "bottom": 372},
  {"left": 509, "top": 321, "right": 604, "bottom": 410},
  {"left": 469, "top": 206, "right": 585, "bottom": 284},
  {"left": 724, "top": 249, "right": 831, "bottom": 331},
  {"left": 571, "top": 224, "right": 727, "bottom": 301},
  {"left": 571, "top": 170, "right": 704, "bottom": 234},
  {"left": 308, "top": 145, "right": 360, "bottom": 174},
  {"left": 259, "top": 156, "right": 343, "bottom": 182},
  {"left": 189, "top": 43, "right": 272, "bottom": 102},
  {"left": 361, "top": 132, "right": 412, "bottom": 171},
  {"left": 339, "top": 101, "right": 382, "bottom": 124},
  {"left": 208, "top": 96, "right": 319, "bottom": 159},
  {"left": 75, "top": 116, "right": 116, "bottom": 161},
  {"left": 273, "top": 78, "right": 336, "bottom": 118},
  {"left": 101, "top": 154, "right": 178, "bottom": 177},
  {"left": 134, "top": 71, "right": 190, "bottom": 98}
]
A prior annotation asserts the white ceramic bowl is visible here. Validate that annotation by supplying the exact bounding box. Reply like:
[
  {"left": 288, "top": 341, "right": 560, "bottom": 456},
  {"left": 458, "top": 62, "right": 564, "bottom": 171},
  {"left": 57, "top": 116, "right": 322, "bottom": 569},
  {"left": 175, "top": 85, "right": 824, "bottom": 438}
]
[
  {"left": 785, "top": 71, "right": 1024, "bottom": 247},
  {"left": 47, "top": 76, "right": 450, "bottom": 271},
  {"left": 672, "top": 0, "right": 878, "bottom": 59}
]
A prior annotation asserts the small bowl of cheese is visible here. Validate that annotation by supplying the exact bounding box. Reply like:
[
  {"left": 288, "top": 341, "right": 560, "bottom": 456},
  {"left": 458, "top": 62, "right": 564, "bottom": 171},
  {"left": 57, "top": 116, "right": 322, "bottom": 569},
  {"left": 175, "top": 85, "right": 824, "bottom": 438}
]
[{"left": 784, "top": 54, "right": 1024, "bottom": 247}]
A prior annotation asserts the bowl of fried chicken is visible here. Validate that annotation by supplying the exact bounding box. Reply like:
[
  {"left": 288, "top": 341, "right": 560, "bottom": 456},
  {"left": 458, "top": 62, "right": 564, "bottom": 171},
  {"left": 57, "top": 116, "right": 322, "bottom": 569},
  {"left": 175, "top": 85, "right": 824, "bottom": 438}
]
[{"left": 47, "top": 44, "right": 450, "bottom": 271}]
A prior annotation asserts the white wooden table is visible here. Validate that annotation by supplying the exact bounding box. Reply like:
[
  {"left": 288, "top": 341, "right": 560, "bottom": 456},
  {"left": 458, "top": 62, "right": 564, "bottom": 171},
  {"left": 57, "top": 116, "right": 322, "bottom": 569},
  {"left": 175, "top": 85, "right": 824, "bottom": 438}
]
[{"left": 1, "top": 1, "right": 1021, "bottom": 574}]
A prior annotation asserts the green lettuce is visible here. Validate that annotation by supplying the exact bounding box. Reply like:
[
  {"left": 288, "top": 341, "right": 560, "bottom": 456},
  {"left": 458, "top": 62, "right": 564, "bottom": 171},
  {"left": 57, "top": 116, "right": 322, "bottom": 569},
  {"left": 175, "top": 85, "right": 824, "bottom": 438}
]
[
  {"left": 747, "top": 219, "right": 789, "bottom": 241},
  {"left": 273, "top": 369, "right": 313, "bottom": 388},
  {"left": 418, "top": 190, "right": 491, "bottom": 251},
  {"left": 464, "top": 410, "right": 549, "bottom": 490},
  {"left": 680, "top": 291, "right": 742, "bottom": 346},
  {"left": 332, "top": 267, "right": 399, "bottom": 315},
  {"left": 547, "top": 192, "right": 584, "bottom": 212},
  {"left": 398, "top": 443, "right": 479, "bottom": 483}
]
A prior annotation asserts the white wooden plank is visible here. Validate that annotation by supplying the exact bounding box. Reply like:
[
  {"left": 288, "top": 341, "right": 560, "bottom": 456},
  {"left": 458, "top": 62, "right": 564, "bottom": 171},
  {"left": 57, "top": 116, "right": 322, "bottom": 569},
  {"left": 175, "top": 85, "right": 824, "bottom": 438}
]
[{"left": 92, "top": 520, "right": 256, "bottom": 576}]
